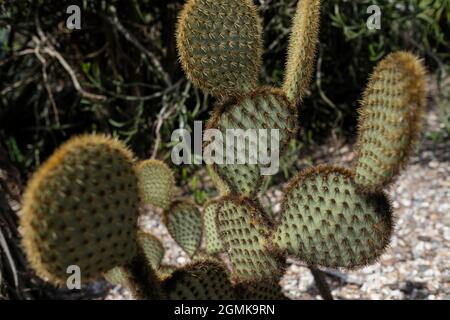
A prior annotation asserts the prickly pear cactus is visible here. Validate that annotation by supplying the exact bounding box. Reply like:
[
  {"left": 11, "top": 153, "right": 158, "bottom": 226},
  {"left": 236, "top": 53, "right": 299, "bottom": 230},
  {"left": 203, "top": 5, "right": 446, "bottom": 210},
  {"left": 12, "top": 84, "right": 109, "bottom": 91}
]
[
  {"left": 20, "top": 135, "right": 140, "bottom": 285},
  {"left": 164, "top": 200, "right": 202, "bottom": 257},
  {"left": 353, "top": 52, "right": 427, "bottom": 192},
  {"left": 206, "top": 87, "right": 298, "bottom": 197},
  {"left": 202, "top": 200, "right": 225, "bottom": 254},
  {"left": 283, "top": 0, "right": 321, "bottom": 105},
  {"left": 176, "top": 0, "right": 262, "bottom": 97},
  {"left": 217, "top": 196, "right": 285, "bottom": 283},
  {"left": 104, "top": 267, "right": 134, "bottom": 290},
  {"left": 271, "top": 166, "right": 393, "bottom": 269},
  {"left": 138, "top": 231, "right": 165, "bottom": 270},
  {"left": 137, "top": 159, "right": 175, "bottom": 210},
  {"left": 163, "top": 259, "right": 236, "bottom": 300}
]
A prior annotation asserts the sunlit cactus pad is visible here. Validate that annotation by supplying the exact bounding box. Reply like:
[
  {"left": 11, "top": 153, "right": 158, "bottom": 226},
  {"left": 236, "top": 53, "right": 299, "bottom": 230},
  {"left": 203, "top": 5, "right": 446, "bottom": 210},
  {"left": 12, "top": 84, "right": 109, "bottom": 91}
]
[
  {"left": 354, "top": 52, "right": 426, "bottom": 192},
  {"left": 136, "top": 159, "right": 175, "bottom": 210},
  {"left": 176, "top": 0, "right": 262, "bottom": 97},
  {"left": 283, "top": 0, "right": 321, "bottom": 105},
  {"left": 164, "top": 200, "right": 202, "bottom": 257},
  {"left": 272, "top": 166, "right": 393, "bottom": 269},
  {"left": 20, "top": 134, "right": 139, "bottom": 285},
  {"left": 217, "top": 196, "right": 285, "bottom": 283},
  {"left": 163, "top": 259, "right": 236, "bottom": 300},
  {"left": 206, "top": 87, "right": 297, "bottom": 197},
  {"left": 202, "top": 200, "right": 225, "bottom": 254}
]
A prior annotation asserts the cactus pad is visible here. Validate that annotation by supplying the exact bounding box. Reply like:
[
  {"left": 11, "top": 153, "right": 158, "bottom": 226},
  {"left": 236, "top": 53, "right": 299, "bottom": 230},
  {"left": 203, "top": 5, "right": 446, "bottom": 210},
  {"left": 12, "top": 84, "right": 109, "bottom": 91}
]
[
  {"left": 354, "top": 52, "right": 427, "bottom": 192},
  {"left": 202, "top": 200, "right": 225, "bottom": 254},
  {"left": 164, "top": 200, "right": 202, "bottom": 257},
  {"left": 206, "top": 87, "right": 298, "bottom": 197},
  {"left": 217, "top": 196, "right": 285, "bottom": 283},
  {"left": 137, "top": 160, "right": 175, "bottom": 210},
  {"left": 283, "top": 0, "right": 321, "bottom": 105},
  {"left": 177, "top": 0, "right": 262, "bottom": 97},
  {"left": 104, "top": 266, "right": 134, "bottom": 289},
  {"left": 163, "top": 259, "right": 236, "bottom": 300},
  {"left": 138, "top": 231, "right": 165, "bottom": 270},
  {"left": 21, "top": 135, "right": 139, "bottom": 285},
  {"left": 272, "top": 166, "right": 393, "bottom": 269}
]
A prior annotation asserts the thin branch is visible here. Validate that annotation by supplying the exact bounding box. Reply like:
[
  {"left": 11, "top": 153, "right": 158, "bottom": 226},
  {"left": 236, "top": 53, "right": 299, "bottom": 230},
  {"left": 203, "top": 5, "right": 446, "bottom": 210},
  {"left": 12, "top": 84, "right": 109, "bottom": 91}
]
[{"left": 106, "top": 8, "right": 172, "bottom": 87}]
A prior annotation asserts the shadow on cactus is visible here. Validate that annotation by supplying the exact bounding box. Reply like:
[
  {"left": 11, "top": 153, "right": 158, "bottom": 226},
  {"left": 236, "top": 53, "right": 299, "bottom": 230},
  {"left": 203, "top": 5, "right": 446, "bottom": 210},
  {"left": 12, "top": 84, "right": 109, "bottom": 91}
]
[{"left": 19, "top": 0, "right": 426, "bottom": 300}]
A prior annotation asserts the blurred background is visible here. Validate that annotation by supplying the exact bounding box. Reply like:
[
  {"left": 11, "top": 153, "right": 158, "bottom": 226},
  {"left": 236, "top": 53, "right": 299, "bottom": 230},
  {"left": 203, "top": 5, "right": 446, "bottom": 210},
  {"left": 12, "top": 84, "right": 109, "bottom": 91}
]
[{"left": 0, "top": 0, "right": 448, "bottom": 299}]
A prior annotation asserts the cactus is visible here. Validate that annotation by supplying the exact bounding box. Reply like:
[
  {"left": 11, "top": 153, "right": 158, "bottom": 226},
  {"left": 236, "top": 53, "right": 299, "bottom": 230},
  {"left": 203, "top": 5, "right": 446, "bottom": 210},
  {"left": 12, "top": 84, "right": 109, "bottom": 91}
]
[
  {"left": 137, "top": 159, "right": 175, "bottom": 210},
  {"left": 271, "top": 166, "right": 393, "bottom": 269},
  {"left": 18, "top": 0, "right": 428, "bottom": 302},
  {"left": 216, "top": 196, "right": 285, "bottom": 283},
  {"left": 104, "top": 267, "right": 135, "bottom": 291},
  {"left": 353, "top": 52, "right": 427, "bottom": 192},
  {"left": 20, "top": 134, "right": 139, "bottom": 285},
  {"left": 206, "top": 87, "right": 298, "bottom": 197},
  {"left": 283, "top": 0, "right": 321, "bottom": 105},
  {"left": 164, "top": 200, "right": 202, "bottom": 257},
  {"left": 176, "top": 0, "right": 262, "bottom": 97},
  {"left": 163, "top": 259, "right": 236, "bottom": 300},
  {"left": 138, "top": 231, "right": 165, "bottom": 270},
  {"left": 202, "top": 199, "right": 225, "bottom": 254}
]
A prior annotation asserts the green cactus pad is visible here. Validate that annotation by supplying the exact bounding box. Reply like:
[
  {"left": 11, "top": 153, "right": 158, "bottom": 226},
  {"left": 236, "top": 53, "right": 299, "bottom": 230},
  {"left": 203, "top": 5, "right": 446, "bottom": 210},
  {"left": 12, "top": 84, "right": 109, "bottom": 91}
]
[
  {"left": 163, "top": 259, "right": 236, "bottom": 300},
  {"left": 235, "top": 281, "right": 287, "bottom": 300},
  {"left": 158, "top": 265, "right": 177, "bottom": 281},
  {"left": 202, "top": 200, "right": 225, "bottom": 254},
  {"left": 272, "top": 166, "right": 393, "bottom": 269},
  {"left": 354, "top": 52, "right": 427, "bottom": 192},
  {"left": 206, "top": 87, "right": 298, "bottom": 197},
  {"left": 164, "top": 200, "right": 202, "bottom": 257},
  {"left": 138, "top": 231, "right": 165, "bottom": 270},
  {"left": 177, "top": 0, "right": 262, "bottom": 97},
  {"left": 104, "top": 266, "right": 134, "bottom": 289},
  {"left": 136, "top": 159, "right": 175, "bottom": 210},
  {"left": 217, "top": 196, "right": 285, "bottom": 283},
  {"left": 283, "top": 0, "right": 321, "bottom": 105},
  {"left": 21, "top": 135, "right": 139, "bottom": 285}
]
